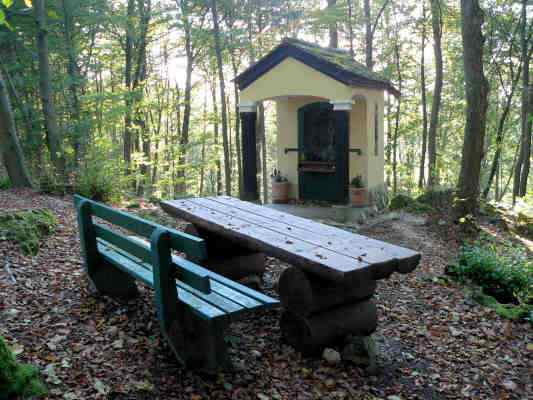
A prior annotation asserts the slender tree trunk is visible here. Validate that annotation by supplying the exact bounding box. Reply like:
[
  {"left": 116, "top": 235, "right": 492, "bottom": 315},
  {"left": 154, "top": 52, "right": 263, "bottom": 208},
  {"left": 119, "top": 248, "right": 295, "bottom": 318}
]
[
  {"left": 134, "top": 0, "right": 152, "bottom": 196},
  {"left": 514, "top": 0, "right": 531, "bottom": 200},
  {"left": 210, "top": 0, "right": 231, "bottom": 195},
  {"left": 428, "top": 0, "right": 443, "bottom": 187},
  {"left": 364, "top": 0, "right": 373, "bottom": 70},
  {"left": 210, "top": 75, "right": 222, "bottom": 195},
  {"left": 483, "top": 65, "right": 522, "bottom": 199},
  {"left": 418, "top": 1, "right": 428, "bottom": 189},
  {"left": 0, "top": 70, "right": 33, "bottom": 188},
  {"left": 230, "top": 52, "right": 243, "bottom": 198},
  {"left": 393, "top": 41, "right": 402, "bottom": 194},
  {"left": 124, "top": 0, "right": 135, "bottom": 173},
  {"left": 347, "top": 0, "right": 355, "bottom": 58},
  {"left": 456, "top": 0, "right": 489, "bottom": 215},
  {"left": 61, "top": 0, "right": 84, "bottom": 165},
  {"left": 34, "top": 0, "right": 65, "bottom": 180},
  {"left": 327, "top": 0, "right": 338, "bottom": 48}
]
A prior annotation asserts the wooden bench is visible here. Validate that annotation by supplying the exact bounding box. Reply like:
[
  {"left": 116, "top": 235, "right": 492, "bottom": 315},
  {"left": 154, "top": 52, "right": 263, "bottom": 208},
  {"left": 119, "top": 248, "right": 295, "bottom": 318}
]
[{"left": 73, "top": 195, "right": 279, "bottom": 372}]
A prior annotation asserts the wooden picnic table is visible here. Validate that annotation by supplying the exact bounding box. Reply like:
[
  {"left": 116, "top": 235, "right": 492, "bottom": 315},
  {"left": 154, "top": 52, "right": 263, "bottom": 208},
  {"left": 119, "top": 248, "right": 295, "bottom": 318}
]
[
  {"left": 161, "top": 196, "right": 420, "bottom": 283},
  {"left": 161, "top": 196, "right": 421, "bottom": 357}
]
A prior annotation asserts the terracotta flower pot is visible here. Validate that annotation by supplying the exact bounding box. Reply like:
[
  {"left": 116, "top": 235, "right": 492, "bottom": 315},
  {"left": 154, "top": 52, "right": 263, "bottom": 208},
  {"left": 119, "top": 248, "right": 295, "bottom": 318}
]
[
  {"left": 350, "top": 187, "right": 367, "bottom": 207},
  {"left": 272, "top": 181, "right": 290, "bottom": 203}
]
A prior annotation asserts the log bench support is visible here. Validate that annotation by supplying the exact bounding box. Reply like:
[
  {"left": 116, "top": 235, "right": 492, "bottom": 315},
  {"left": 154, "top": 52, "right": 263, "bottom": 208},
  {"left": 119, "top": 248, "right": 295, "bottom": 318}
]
[
  {"left": 278, "top": 266, "right": 378, "bottom": 369},
  {"left": 184, "top": 223, "right": 266, "bottom": 285}
]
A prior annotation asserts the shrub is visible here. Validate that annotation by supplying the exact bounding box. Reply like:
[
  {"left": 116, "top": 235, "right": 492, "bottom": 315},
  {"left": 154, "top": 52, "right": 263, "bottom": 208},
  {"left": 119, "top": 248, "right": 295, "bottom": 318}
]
[
  {"left": 0, "top": 209, "right": 58, "bottom": 256},
  {"left": 0, "top": 336, "right": 47, "bottom": 399},
  {"left": 447, "top": 243, "right": 532, "bottom": 321},
  {"left": 416, "top": 188, "right": 454, "bottom": 209},
  {"left": 389, "top": 194, "right": 434, "bottom": 214},
  {"left": 75, "top": 148, "right": 127, "bottom": 203},
  {"left": 0, "top": 177, "right": 11, "bottom": 190}
]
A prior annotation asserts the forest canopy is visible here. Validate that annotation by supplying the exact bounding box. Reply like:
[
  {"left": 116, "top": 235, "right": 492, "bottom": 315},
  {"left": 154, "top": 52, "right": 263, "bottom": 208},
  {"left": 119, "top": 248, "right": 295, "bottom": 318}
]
[{"left": 0, "top": 0, "right": 531, "bottom": 212}]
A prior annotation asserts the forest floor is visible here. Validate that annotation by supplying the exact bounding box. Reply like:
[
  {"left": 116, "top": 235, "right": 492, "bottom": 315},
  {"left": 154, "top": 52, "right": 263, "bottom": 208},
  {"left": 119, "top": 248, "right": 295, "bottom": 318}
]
[{"left": 0, "top": 189, "right": 531, "bottom": 400}]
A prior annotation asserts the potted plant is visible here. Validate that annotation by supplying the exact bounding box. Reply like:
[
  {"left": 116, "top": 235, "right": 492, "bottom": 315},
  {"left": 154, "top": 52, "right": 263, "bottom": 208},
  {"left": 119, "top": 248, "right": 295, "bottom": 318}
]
[
  {"left": 271, "top": 169, "right": 290, "bottom": 203},
  {"left": 350, "top": 175, "right": 367, "bottom": 207}
]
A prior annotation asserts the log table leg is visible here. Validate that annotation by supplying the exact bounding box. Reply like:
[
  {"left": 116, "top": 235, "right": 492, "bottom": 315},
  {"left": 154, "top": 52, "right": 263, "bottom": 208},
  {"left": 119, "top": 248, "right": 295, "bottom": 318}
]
[
  {"left": 278, "top": 266, "right": 378, "bottom": 370},
  {"left": 184, "top": 224, "right": 266, "bottom": 284}
]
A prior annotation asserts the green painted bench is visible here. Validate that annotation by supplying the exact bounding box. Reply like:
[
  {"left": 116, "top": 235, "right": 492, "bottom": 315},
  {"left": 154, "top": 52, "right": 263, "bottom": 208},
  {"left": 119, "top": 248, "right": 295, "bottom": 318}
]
[{"left": 73, "top": 195, "right": 279, "bottom": 372}]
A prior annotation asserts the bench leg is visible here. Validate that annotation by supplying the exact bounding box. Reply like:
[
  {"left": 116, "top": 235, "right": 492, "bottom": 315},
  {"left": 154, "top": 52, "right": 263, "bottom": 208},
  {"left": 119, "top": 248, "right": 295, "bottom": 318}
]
[
  {"left": 182, "top": 312, "right": 232, "bottom": 373},
  {"left": 77, "top": 200, "right": 138, "bottom": 302},
  {"left": 88, "top": 259, "right": 139, "bottom": 302}
]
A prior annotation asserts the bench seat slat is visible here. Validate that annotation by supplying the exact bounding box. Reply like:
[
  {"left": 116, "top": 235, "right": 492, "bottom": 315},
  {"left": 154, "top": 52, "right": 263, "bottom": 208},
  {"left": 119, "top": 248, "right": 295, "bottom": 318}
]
[
  {"left": 97, "top": 241, "right": 264, "bottom": 319},
  {"left": 97, "top": 243, "right": 228, "bottom": 320},
  {"left": 129, "top": 237, "right": 277, "bottom": 309},
  {"left": 108, "top": 241, "right": 260, "bottom": 315},
  {"left": 96, "top": 233, "right": 210, "bottom": 294}
]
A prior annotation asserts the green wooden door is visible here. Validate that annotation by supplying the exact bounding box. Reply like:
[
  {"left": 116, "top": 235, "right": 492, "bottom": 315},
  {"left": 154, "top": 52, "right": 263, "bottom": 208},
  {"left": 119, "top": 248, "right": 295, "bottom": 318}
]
[{"left": 298, "top": 102, "right": 349, "bottom": 203}]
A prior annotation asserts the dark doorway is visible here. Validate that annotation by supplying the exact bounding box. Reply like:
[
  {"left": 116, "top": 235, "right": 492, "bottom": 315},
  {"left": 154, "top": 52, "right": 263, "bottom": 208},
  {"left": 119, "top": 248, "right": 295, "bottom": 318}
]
[{"left": 298, "top": 102, "right": 349, "bottom": 203}]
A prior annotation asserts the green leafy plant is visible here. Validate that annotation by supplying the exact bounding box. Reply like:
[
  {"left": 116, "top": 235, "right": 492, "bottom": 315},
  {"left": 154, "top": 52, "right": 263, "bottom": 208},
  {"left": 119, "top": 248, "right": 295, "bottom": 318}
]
[
  {"left": 350, "top": 175, "right": 365, "bottom": 188},
  {"left": 0, "top": 177, "right": 11, "bottom": 190},
  {"left": 75, "top": 147, "right": 128, "bottom": 203},
  {"left": 0, "top": 209, "right": 58, "bottom": 256},
  {"left": 389, "top": 193, "right": 433, "bottom": 214},
  {"left": 447, "top": 243, "right": 532, "bottom": 322},
  {"left": 0, "top": 336, "right": 47, "bottom": 399}
]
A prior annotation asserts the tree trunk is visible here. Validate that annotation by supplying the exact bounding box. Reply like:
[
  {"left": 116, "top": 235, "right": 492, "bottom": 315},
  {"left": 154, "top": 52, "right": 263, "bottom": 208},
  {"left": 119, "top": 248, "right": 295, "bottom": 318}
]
[
  {"left": 427, "top": 0, "right": 443, "bottom": 188},
  {"left": 34, "top": 0, "right": 65, "bottom": 180},
  {"left": 393, "top": 40, "right": 402, "bottom": 195},
  {"left": 514, "top": 0, "right": 531, "bottom": 200},
  {"left": 0, "top": 70, "right": 33, "bottom": 188},
  {"left": 61, "top": 0, "right": 84, "bottom": 165},
  {"left": 456, "top": 0, "right": 489, "bottom": 215},
  {"left": 347, "top": 0, "right": 355, "bottom": 58},
  {"left": 418, "top": 1, "right": 428, "bottom": 189},
  {"left": 123, "top": 0, "right": 135, "bottom": 173},
  {"left": 230, "top": 52, "right": 243, "bottom": 198},
  {"left": 210, "top": 0, "right": 231, "bottom": 195},
  {"left": 364, "top": 0, "right": 373, "bottom": 70},
  {"left": 327, "top": 0, "right": 338, "bottom": 48},
  {"left": 210, "top": 75, "right": 222, "bottom": 195},
  {"left": 483, "top": 64, "right": 521, "bottom": 199}
]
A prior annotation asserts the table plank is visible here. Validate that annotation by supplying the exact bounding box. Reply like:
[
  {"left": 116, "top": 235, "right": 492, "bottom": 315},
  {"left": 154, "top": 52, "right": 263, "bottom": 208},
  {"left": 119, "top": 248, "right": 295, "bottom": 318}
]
[
  {"left": 161, "top": 199, "right": 373, "bottom": 281},
  {"left": 212, "top": 196, "right": 419, "bottom": 272},
  {"left": 200, "top": 197, "right": 416, "bottom": 270},
  {"left": 161, "top": 197, "right": 421, "bottom": 282}
]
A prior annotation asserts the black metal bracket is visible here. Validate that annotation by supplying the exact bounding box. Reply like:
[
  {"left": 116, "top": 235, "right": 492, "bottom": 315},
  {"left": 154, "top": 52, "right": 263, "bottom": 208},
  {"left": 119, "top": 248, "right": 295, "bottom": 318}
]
[
  {"left": 284, "top": 148, "right": 303, "bottom": 154},
  {"left": 349, "top": 148, "right": 362, "bottom": 156}
]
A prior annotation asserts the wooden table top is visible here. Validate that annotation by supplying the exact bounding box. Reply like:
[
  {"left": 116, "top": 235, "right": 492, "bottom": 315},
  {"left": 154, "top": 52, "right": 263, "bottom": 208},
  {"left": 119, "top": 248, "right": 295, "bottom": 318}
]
[{"left": 161, "top": 196, "right": 420, "bottom": 282}]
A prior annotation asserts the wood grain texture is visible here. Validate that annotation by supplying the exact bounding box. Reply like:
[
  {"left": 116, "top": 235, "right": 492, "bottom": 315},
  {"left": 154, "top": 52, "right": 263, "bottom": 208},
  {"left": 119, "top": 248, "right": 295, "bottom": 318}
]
[{"left": 161, "top": 196, "right": 421, "bottom": 282}]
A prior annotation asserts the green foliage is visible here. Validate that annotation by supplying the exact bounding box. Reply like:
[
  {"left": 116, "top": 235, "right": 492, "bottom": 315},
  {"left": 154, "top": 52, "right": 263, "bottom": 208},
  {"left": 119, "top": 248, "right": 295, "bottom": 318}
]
[
  {"left": 416, "top": 188, "right": 454, "bottom": 209},
  {"left": 350, "top": 175, "right": 364, "bottom": 188},
  {"left": 0, "top": 177, "right": 11, "bottom": 190},
  {"left": 0, "top": 209, "right": 57, "bottom": 255},
  {"left": 447, "top": 243, "right": 532, "bottom": 322},
  {"left": 0, "top": 336, "right": 47, "bottom": 399},
  {"left": 75, "top": 147, "right": 128, "bottom": 203},
  {"left": 389, "top": 194, "right": 434, "bottom": 214}
]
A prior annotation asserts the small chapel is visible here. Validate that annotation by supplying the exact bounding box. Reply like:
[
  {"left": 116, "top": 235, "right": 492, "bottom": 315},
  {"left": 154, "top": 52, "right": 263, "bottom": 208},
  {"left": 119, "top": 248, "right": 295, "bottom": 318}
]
[{"left": 235, "top": 38, "right": 398, "bottom": 205}]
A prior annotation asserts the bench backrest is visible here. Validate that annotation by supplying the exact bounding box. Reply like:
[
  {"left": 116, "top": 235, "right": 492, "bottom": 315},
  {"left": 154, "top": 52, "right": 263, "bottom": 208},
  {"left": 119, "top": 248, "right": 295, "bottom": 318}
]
[{"left": 74, "top": 195, "right": 211, "bottom": 293}]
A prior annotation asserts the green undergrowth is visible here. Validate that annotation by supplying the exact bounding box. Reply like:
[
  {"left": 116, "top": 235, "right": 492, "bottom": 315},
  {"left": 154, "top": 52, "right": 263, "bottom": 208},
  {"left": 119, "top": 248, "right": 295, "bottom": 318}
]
[
  {"left": 446, "top": 237, "right": 532, "bottom": 324},
  {"left": 0, "top": 177, "right": 11, "bottom": 190},
  {"left": 389, "top": 193, "right": 434, "bottom": 214},
  {"left": 0, "top": 209, "right": 58, "bottom": 256},
  {"left": 0, "top": 336, "right": 47, "bottom": 399}
]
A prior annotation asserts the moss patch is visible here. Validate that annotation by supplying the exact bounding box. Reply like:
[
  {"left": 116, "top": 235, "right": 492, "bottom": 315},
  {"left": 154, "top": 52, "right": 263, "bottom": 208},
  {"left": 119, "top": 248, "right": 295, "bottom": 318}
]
[
  {"left": 0, "top": 336, "right": 47, "bottom": 399},
  {"left": 0, "top": 209, "right": 58, "bottom": 256}
]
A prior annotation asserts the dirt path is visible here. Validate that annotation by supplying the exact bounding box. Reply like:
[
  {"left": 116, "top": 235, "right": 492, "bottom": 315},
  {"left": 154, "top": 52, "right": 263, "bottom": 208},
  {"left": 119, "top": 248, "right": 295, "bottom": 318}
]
[{"left": 0, "top": 190, "right": 530, "bottom": 399}]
